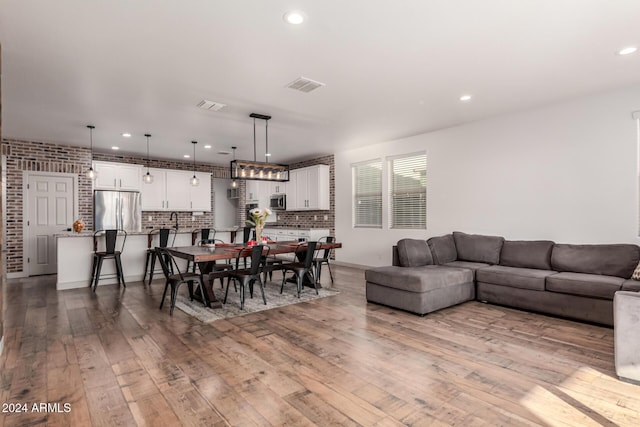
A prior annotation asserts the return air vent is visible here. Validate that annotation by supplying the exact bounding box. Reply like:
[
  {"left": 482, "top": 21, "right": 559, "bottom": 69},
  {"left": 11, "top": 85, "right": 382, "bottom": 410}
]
[
  {"left": 286, "top": 77, "right": 325, "bottom": 93},
  {"left": 197, "top": 99, "right": 227, "bottom": 111}
]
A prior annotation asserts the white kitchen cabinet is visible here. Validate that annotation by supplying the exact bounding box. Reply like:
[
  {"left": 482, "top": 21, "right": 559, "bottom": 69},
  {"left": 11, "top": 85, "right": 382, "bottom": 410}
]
[
  {"left": 93, "top": 161, "right": 143, "bottom": 191},
  {"left": 270, "top": 182, "right": 286, "bottom": 194},
  {"left": 141, "top": 167, "right": 167, "bottom": 210},
  {"left": 141, "top": 169, "right": 211, "bottom": 211},
  {"left": 285, "top": 165, "right": 330, "bottom": 211},
  {"left": 189, "top": 172, "right": 212, "bottom": 211}
]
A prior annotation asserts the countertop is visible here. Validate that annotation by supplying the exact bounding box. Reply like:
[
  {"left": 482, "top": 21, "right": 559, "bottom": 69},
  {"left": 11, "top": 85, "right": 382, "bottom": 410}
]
[{"left": 56, "top": 226, "right": 240, "bottom": 238}]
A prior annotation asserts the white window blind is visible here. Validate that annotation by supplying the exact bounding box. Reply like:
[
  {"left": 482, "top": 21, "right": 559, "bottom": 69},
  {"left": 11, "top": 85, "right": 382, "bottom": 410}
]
[
  {"left": 352, "top": 160, "right": 382, "bottom": 228},
  {"left": 389, "top": 153, "right": 427, "bottom": 229}
]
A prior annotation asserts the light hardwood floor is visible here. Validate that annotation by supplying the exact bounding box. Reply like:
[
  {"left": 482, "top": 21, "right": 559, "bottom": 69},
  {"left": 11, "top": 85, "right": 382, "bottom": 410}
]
[{"left": 1, "top": 265, "right": 639, "bottom": 426}]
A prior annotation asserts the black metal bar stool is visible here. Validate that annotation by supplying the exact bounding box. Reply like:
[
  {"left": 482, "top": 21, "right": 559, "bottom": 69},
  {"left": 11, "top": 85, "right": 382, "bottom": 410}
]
[
  {"left": 90, "top": 229, "right": 127, "bottom": 292},
  {"left": 143, "top": 228, "right": 176, "bottom": 284}
]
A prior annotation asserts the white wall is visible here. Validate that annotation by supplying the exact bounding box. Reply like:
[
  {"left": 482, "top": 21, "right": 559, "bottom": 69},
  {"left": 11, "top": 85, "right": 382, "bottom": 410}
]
[
  {"left": 213, "top": 178, "right": 238, "bottom": 228},
  {"left": 335, "top": 84, "right": 640, "bottom": 267}
]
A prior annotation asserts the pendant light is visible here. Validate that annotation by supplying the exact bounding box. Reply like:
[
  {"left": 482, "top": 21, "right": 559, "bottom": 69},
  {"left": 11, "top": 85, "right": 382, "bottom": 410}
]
[
  {"left": 229, "top": 113, "right": 289, "bottom": 182},
  {"left": 190, "top": 141, "right": 199, "bottom": 186},
  {"left": 85, "top": 125, "right": 97, "bottom": 179},
  {"left": 231, "top": 146, "right": 238, "bottom": 188},
  {"left": 143, "top": 134, "right": 154, "bottom": 184}
]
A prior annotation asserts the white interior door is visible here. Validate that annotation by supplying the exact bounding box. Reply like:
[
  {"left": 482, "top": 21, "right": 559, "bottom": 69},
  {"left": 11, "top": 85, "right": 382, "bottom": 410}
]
[{"left": 27, "top": 173, "right": 76, "bottom": 275}]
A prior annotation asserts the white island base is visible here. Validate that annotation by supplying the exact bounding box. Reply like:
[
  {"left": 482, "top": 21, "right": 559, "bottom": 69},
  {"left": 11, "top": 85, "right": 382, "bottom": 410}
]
[{"left": 56, "top": 230, "right": 238, "bottom": 290}]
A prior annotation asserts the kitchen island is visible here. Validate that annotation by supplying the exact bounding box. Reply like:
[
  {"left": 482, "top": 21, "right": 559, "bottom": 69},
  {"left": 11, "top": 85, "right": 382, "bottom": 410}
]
[{"left": 56, "top": 227, "right": 239, "bottom": 290}]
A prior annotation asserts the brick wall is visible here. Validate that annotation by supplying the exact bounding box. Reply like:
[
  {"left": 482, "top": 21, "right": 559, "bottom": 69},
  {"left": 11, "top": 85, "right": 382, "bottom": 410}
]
[{"left": 2, "top": 139, "right": 94, "bottom": 273}]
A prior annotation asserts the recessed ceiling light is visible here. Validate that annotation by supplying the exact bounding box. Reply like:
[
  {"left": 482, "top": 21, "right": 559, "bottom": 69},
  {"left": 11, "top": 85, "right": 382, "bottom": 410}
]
[
  {"left": 459, "top": 94, "right": 472, "bottom": 102},
  {"left": 183, "top": 154, "right": 190, "bottom": 158},
  {"left": 618, "top": 46, "right": 638, "bottom": 55},
  {"left": 121, "top": 133, "right": 131, "bottom": 138},
  {"left": 111, "top": 146, "right": 119, "bottom": 150},
  {"left": 204, "top": 145, "right": 212, "bottom": 149},
  {"left": 283, "top": 11, "right": 305, "bottom": 25}
]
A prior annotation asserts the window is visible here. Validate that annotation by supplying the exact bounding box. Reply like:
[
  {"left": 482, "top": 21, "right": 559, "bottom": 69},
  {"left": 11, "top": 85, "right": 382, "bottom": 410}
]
[
  {"left": 389, "top": 153, "right": 427, "bottom": 229},
  {"left": 352, "top": 159, "right": 382, "bottom": 228}
]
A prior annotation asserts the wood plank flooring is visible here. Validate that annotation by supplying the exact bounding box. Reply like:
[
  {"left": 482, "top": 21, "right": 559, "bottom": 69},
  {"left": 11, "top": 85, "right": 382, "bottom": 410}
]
[{"left": 1, "top": 265, "right": 639, "bottom": 426}]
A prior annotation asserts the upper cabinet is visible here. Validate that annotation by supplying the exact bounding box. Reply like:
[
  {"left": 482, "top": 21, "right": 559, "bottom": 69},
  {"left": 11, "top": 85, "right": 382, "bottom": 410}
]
[
  {"left": 93, "top": 161, "right": 143, "bottom": 191},
  {"left": 286, "top": 164, "right": 330, "bottom": 211},
  {"left": 141, "top": 168, "right": 211, "bottom": 211},
  {"left": 270, "top": 182, "right": 286, "bottom": 194}
]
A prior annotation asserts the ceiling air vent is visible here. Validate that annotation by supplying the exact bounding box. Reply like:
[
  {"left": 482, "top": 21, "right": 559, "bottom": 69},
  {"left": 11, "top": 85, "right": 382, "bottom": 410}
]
[
  {"left": 286, "top": 77, "right": 325, "bottom": 93},
  {"left": 197, "top": 99, "right": 227, "bottom": 111}
]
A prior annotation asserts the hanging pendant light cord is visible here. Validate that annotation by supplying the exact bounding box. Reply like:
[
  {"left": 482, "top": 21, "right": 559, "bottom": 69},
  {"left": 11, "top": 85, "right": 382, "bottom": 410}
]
[
  {"left": 145, "top": 134, "right": 151, "bottom": 173},
  {"left": 253, "top": 117, "right": 257, "bottom": 161},
  {"left": 87, "top": 125, "right": 94, "bottom": 159}
]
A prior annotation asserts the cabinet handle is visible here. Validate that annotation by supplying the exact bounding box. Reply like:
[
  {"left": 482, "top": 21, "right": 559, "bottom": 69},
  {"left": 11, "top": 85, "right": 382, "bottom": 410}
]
[
  {"left": 162, "top": 200, "right": 164, "bottom": 209},
  {"left": 167, "top": 201, "right": 169, "bottom": 209},
  {"left": 113, "top": 179, "right": 117, "bottom": 187},
  {"left": 119, "top": 179, "right": 122, "bottom": 188},
  {"left": 190, "top": 201, "right": 193, "bottom": 209}
]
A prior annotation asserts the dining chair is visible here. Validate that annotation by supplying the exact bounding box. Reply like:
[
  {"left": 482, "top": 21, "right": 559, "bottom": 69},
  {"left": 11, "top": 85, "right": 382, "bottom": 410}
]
[
  {"left": 143, "top": 228, "right": 176, "bottom": 284},
  {"left": 90, "top": 229, "right": 127, "bottom": 292},
  {"left": 203, "top": 239, "right": 235, "bottom": 288},
  {"left": 187, "top": 228, "right": 216, "bottom": 272},
  {"left": 156, "top": 247, "right": 207, "bottom": 316},
  {"left": 313, "top": 236, "right": 335, "bottom": 285},
  {"left": 279, "top": 241, "right": 319, "bottom": 298},
  {"left": 224, "top": 245, "right": 268, "bottom": 310}
]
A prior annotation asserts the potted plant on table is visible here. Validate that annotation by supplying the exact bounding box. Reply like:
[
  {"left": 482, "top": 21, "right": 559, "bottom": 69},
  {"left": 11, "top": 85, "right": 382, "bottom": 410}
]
[{"left": 246, "top": 207, "right": 272, "bottom": 243}]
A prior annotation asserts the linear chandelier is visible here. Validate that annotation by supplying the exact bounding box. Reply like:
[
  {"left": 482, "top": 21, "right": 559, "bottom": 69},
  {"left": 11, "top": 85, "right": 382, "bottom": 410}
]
[{"left": 229, "top": 113, "right": 289, "bottom": 182}]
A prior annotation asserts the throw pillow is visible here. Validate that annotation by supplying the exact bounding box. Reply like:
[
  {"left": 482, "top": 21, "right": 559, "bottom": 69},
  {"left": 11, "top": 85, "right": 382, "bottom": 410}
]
[
  {"left": 397, "top": 239, "right": 433, "bottom": 267},
  {"left": 632, "top": 261, "right": 640, "bottom": 280}
]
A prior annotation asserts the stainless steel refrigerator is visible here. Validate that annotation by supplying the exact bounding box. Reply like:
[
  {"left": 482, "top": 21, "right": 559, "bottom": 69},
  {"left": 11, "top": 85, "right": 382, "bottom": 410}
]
[{"left": 94, "top": 190, "right": 142, "bottom": 232}]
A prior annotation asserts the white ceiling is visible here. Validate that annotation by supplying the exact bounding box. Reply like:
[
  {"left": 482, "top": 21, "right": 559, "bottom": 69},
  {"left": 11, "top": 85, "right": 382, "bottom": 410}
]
[{"left": 1, "top": 1, "right": 640, "bottom": 165}]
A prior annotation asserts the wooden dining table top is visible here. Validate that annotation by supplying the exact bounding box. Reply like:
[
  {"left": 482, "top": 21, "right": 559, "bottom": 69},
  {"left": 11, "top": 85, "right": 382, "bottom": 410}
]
[{"left": 165, "top": 240, "right": 342, "bottom": 263}]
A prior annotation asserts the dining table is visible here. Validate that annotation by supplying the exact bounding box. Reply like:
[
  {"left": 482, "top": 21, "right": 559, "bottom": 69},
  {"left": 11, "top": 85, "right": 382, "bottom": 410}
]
[{"left": 165, "top": 240, "right": 342, "bottom": 308}]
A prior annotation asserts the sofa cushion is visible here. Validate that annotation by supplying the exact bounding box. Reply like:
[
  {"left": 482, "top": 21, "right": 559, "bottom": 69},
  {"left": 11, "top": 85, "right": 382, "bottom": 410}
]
[
  {"left": 427, "top": 234, "right": 457, "bottom": 265},
  {"left": 364, "top": 265, "right": 473, "bottom": 293},
  {"left": 453, "top": 231, "right": 504, "bottom": 264},
  {"left": 500, "top": 240, "right": 554, "bottom": 270},
  {"left": 546, "top": 272, "right": 624, "bottom": 300},
  {"left": 551, "top": 244, "right": 640, "bottom": 278},
  {"left": 476, "top": 265, "right": 556, "bottom": 291},
  {"left": 442, "top": 261, "right": 491, "bottom": 279},
  {"left": 396, "top": 238, "right": 433, "bottom": 267},
  {"left": 622, "top": 279, "right": 640, "bottom": 292}
]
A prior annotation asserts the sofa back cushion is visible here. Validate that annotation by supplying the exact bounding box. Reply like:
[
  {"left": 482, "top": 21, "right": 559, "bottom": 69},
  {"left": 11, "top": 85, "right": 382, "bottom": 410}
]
[
  {"left": 551, "top": 244, "right": 640, "bottom": 278},
  {"left": 500, "top": 240, "right": 555, "bottom": 270},
  {"left": 427, "top": 234, "right": 457, "bottom": 264},
  {"left": 397, "top": 238, "right": 433, "bottom": 267},
  {"left": 453, "top": 231, "right": 504, "bottom": 264}
]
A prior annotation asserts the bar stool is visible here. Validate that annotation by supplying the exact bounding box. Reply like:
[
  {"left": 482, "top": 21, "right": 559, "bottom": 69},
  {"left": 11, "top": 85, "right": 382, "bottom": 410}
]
[
  {"left": 143, "top": 228, "right": 176, "bottom": 284},
  {"left": 90, "top": 229, "right": 127, "bottom": 292},
  {"left": 313, "top": 236, "right": 335, "bottom": 285}
]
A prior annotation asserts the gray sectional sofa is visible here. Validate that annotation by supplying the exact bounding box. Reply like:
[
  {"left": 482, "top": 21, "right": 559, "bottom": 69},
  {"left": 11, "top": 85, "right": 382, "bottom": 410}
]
[{"left": 365, "top": 231, "right": 640, "bottom": 326}]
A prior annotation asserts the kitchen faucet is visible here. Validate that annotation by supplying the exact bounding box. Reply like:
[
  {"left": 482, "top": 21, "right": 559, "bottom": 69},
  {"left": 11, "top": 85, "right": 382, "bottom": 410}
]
[{"left": 169, "top": 211, "right": 179, "bottom": 231}]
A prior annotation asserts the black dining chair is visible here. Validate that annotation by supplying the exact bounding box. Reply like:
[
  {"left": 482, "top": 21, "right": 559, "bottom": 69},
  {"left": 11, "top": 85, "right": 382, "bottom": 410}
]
[
  {"left": 90, "top": 229, "right": 127, "bottom": 292},
  {"left": 279, "top": 241, "right": 319, "bottom": 298},
  {"left": 224, "top": 245, "right": 268, "bottom": 310},
  {"left": 187, "top": 228, "right": 216, "bottom": 272},
  {"left": 156, "top": 247, "right": 207, "bottom": 316},
  {"left": 313, "top": 236, "right": 335, "bottom": 285},
  {"left": 143, "top": 228, "right": 176, "bottom": 284}
]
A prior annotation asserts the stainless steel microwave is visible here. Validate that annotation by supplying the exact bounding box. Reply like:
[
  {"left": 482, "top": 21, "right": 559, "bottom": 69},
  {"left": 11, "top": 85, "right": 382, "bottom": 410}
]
[{"left": 269, "top": 194, "right": 286, "bottom": 210}]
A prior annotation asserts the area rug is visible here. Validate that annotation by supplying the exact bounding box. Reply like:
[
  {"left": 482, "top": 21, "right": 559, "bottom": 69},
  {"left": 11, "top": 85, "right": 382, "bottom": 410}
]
[{"left": 173, "top": 283, "right": 339, "bottom": 323}]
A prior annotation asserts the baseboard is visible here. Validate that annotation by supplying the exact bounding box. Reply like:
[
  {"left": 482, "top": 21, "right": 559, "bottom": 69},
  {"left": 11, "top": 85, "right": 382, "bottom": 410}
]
[
  {"left": 57, "top": 275, "right": 143, "bottom": 290},
  {"left": 6, "top": 271, "right": 28, "bottom": 279},
  {"left": 331, "top": 261, "right": 367, "bottom": 270}
]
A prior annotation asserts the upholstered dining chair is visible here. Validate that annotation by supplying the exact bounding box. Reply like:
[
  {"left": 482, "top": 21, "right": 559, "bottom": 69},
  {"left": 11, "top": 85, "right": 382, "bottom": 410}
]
[
  {"left": 313, "top": 236, "right": 335, "bottom": 285},
  {"left": 143, "top": 228, "right": 176, "bottom": 284},
  {"left": 90, "top": 229, "right": 127, "bottom": 292},
  {"left": 224, "top": 245, "right": 268, "bottom": 310},
  {"left": 279, "top": 241, "right": 319, "bottom": 298},
  {"left": 156, "top": 247, "right": 207, "bottom": 316}
]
